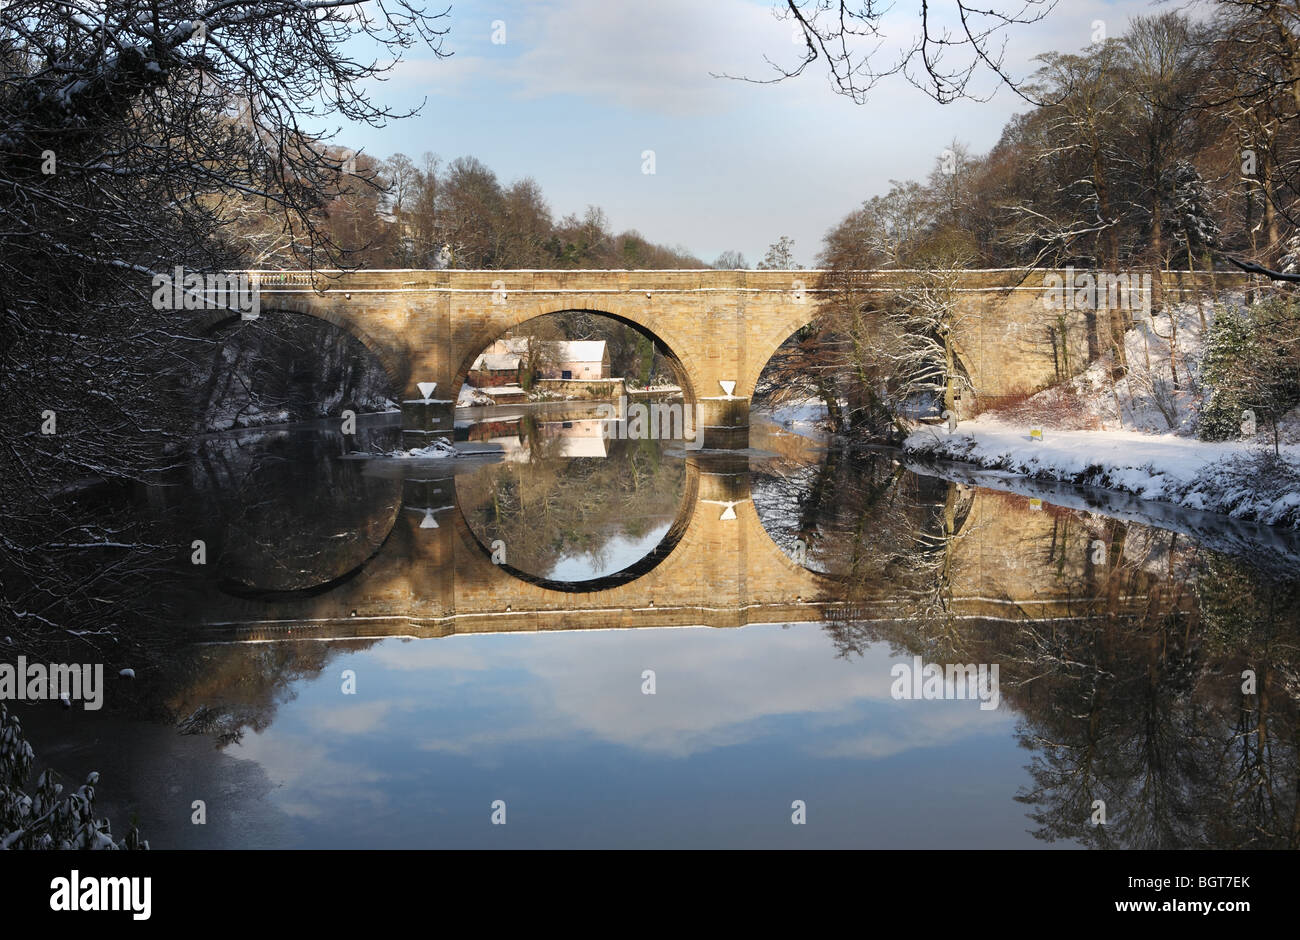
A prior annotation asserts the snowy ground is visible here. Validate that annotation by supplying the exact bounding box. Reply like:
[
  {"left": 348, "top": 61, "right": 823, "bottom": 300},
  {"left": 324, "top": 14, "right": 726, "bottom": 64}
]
[
  {"left": 385, "top": 438, "right": 458, "bottom": 459},
  {"left": 905, "top": 419, "right": 1300, "bottom": 527},
  {"left": 903, "top": 453, "right": 1300, "bottom": 571},
  {"left": 340, "top": 438, "right": 457, "bottom": 460},
  {"left": 993, "top": 301, "right": 1216, "bottom": 433},
  {"left": 987, "top": 293, "right": 1300, "bottom": 440},
  {"left": 762, "top": 400, "right": 832, "bottom": 441},
  {"left": 457, "top": 384, "right": 495, "bottom": 407}
]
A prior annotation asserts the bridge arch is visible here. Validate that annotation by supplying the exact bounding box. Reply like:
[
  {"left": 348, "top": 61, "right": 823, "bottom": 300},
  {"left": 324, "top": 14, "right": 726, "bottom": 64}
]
[
  {"left": 450, "top": 304, "right": 698, "bottom": 402},
  {"left": 447, "top": 453, "right": 831, "bottom": 606},
  {"left": 195, "top": 449, "right": 849, "bottom": 629},
  {"left": 742, "top": 307, "right": 823, "bottom": 400},
  {"left": 197, "top": 299, "right": 409, "bottom": 396},
  {"left": 745, "top": 301, "right": 981, "bottom": 415},
  {"left": 744, "top": 445, "right": 981, "bottom": 616}
]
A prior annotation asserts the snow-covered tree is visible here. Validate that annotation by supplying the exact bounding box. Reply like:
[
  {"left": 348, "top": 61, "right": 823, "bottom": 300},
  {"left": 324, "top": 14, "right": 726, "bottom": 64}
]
[
  {"left": 0, "top": 0, "right": 450, "bottom": 645},
  {"left": 1, "top": 704, "right": 146, "bottom": 850},
  {"left": 1166, "top": 161, "right": 1222, "bottom": 263},
  {"left": 877, "top": 260, "right": 977, "bottom": 417},
  {"left": 1200, "top": 298, "right": 1300, "bottom": 450}
]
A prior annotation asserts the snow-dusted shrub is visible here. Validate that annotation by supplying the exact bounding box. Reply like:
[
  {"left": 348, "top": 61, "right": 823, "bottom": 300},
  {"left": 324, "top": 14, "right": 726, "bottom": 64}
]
[
  {"left": 1133, "top": 371, "right": 1182, "bottom": 430},
  {"left": 1200, "top": 299, "right": 1300, "bottom": 445},
  {"left": 1200, "top": 305, "right": 1256, "bottom": 440},
  {"left": 1195, "top": 450, "right": 1300, "bottom": 528},
  {"left": 0, "top": 704, "right": 146, "bottom": 850},
  {"left": 979, "top": 385, "right": 1101, "bottom": 430},
  {"left": 1196, "top": 302, "right": 1300, "bottom": 447}
]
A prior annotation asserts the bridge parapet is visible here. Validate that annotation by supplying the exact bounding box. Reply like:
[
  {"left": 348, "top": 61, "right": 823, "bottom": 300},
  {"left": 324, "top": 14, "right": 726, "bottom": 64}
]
[{"left": 242, "top": 267, "right": 1254, "bottom": 294}]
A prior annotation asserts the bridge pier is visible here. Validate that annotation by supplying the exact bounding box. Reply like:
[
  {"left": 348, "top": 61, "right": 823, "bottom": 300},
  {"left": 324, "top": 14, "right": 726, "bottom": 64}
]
[
  {"left": 401, "top": 396, "right": 455, "bottom": 448},
  {"left": 697, "top": 396, "right": 750, "bottom": 450}
]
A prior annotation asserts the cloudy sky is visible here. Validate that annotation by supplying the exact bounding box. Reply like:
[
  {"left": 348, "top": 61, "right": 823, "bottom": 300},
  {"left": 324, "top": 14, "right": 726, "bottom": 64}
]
[{"left": 342, "top": 0, "right": 1174, "bottom": 266}]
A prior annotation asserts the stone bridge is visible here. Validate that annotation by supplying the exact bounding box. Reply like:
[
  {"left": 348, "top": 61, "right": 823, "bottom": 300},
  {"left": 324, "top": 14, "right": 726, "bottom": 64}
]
[{"left": 205, "top": 268, "right": 1240, "bottom": 447}]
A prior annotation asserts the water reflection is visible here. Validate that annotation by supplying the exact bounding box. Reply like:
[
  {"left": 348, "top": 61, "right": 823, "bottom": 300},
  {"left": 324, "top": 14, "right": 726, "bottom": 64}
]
[
  {"left": 190, "top": 422, "right": 402, "bottom": 595},
  {"left": 751, "top": 435, "right": 1300, "bottom": 848},
  {"left": 15, "top": 411, "right": 1300, "bottom": 848},
  {"left": 454, "top": 407, "right": 688, "bottom": 584}
]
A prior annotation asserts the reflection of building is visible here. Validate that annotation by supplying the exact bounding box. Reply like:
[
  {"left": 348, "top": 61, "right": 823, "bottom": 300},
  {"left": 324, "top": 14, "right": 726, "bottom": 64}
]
[
  {"left": 467, "top": 337, "right": 610, "bottom": 386},
  {"left": 542, "top": 419, "right": 607, "bottom": 457},
  {"left": 461, "top": 415, "right": 525, "bottom": 441},
  {"left": 458, "top": 416, "right": 609, "bottom": 460}
]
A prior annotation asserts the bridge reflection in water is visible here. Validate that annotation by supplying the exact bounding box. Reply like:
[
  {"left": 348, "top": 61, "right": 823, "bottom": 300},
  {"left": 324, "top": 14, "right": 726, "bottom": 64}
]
[
  {"left": 195, "top": 419, "right": 1161, "bottom": 644},
  {"left": 80, "top": 415, "right": 1298, "bottom": 851}
]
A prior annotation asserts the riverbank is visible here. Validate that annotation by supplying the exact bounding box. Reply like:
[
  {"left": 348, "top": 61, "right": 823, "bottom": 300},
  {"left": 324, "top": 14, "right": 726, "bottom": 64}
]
[{"left": 904, "top": 419, "right": 1300, "bottom": 529}]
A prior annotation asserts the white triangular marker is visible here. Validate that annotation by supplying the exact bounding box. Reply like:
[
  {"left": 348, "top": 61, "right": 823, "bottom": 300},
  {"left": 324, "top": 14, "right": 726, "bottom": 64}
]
[
  {"left": 420, "top": 509, "right": 439, "bottom": 529},
  {"left": 719, "top": 381, "right": 736, "bottom": 397},
  {"left": 719, "top": 501, "right": 737, "bottom": 521},
  {"left": 417, "top": 382, "right": 437, "bottom": 400}
]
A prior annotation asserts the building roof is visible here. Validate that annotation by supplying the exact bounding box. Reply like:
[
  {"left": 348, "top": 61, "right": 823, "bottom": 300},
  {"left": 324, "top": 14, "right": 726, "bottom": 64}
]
[
  {"left": 554, "top": 340, "right": 607, "bottom": 363},
  {"left": 472, "top": 352, "right": 522, "bottom": 371},
  {"left": 491, "top": 337, "right": 530, "bottom": 355}
]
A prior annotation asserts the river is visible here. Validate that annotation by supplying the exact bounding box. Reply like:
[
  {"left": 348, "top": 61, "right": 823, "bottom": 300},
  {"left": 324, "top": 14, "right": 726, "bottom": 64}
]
[{"left": 15, "top": 404, "right": 1300, "bottom": 848}]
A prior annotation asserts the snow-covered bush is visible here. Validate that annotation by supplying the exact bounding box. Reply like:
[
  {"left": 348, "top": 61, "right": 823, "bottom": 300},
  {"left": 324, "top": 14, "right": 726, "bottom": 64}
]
[
  {"left": 0, "top": 704, "right": 146, "bottom": 850},
  {"left": 1199, "top": 304, "right": 1255, "bottom": 440},
  {"left": 1279, "top": 234, "right": 1300, "bottom": 276}
]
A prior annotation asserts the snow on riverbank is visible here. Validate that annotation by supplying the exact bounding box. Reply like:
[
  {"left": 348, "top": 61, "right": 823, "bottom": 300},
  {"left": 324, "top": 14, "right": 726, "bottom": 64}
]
[
  {"left": 903, "top": 451, "right": 1300, "bottom": 572},
  {"left": 903, "top": 294, "right": 1300, "bottom": 528},
  {"left": 457, "top": 384, "right": 495, "bottom": 406},
  {"left": 764, "top": 400, "right": 832, "bottom": 441},
  {"left": 905, "top": 419, "right": 1300, "bottom": 528}
]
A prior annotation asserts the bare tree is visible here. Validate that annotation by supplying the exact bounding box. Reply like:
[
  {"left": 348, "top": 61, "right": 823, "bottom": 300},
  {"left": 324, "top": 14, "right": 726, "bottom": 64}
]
[
  {"left": 756, "top": 235, "right": 798, "bottom": 269},
  {"left": 880, "top": 258, "right": 978, "bottom": 416},
  {"left": 716, "top": 0, "right": 1058, "bottom": 104}
]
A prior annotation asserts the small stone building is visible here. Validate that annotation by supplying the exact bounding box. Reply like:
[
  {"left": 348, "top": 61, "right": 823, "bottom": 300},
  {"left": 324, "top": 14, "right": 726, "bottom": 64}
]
[
  {"left": 542, "top": 340, "right": 609, "bottom": 380},
  {"left": 467, "top": 337, "right": 610, "bottom": 386}
]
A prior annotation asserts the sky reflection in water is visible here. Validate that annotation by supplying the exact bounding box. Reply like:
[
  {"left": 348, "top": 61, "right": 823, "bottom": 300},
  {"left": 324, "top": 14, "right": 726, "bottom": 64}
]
[{"left": 216, "top": 623, "right": 1030, "bottom": 849}]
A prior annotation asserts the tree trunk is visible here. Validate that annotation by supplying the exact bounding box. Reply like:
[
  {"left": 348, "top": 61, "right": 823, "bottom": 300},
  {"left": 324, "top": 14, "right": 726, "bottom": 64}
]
[
  {"left": 1150, "top": 179, "right": 1165, "bottom": 314},
  {"left": 1189, "top": 244, "right": 1206, "bottom": 333},
  {"left": 1168, "top": 300, "right": 1180, "bottom": 391}
]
